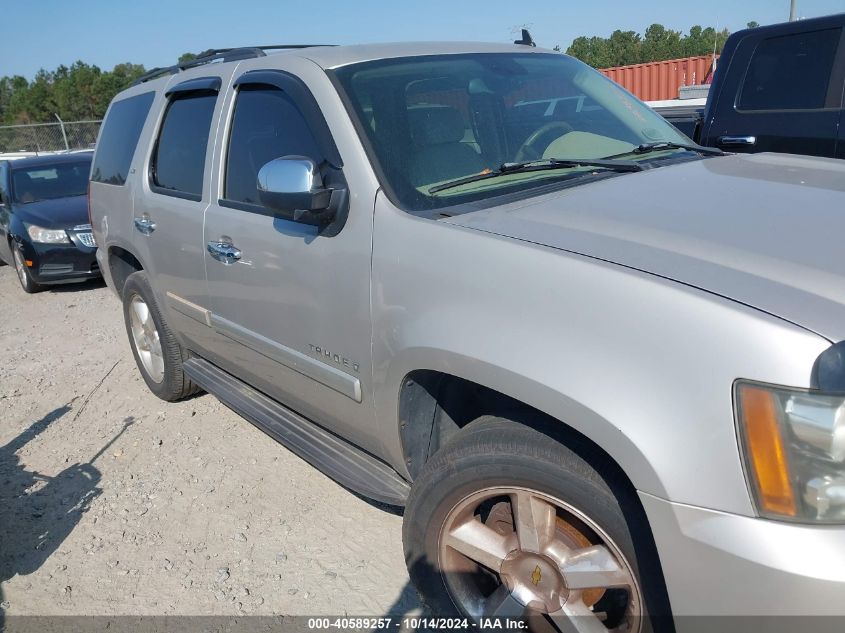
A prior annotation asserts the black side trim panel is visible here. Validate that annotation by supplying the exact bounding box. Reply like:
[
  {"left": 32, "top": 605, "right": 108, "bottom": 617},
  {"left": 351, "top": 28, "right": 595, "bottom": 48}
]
[{"left": 183, "top": 357, "right": 409, "bottom": 506}]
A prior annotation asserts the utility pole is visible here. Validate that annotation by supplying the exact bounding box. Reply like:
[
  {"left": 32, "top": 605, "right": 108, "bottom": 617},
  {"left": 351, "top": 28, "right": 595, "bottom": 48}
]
[
  {"left": 54, "top": 113, "right": 69, "bottom": 152},
  {"left": 789, "top": 0, "right": 797, "bottom": 21}
]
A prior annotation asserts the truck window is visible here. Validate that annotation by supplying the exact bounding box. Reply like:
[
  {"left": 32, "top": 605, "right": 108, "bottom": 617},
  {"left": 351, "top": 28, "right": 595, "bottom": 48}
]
[
  {"left": 738, "top": 28, "right": 842, "bottom": 111},
  {"left": 151, "top": 91, "right": 217, "bottom": 199},
  {"left": 91, "top": 91, "right": 154, "bottom": 185},
  {"left": 224, "top": 85, "right": 322, "bottom": 205}
]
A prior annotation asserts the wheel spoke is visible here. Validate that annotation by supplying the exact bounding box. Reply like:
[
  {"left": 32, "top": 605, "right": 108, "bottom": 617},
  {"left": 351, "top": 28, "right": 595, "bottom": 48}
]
[
  {"left": 135, "top": 300, "right": 150, "bottom": 329},
  {"left": 559, "top": 544, "right": 632, "bottom": 590},
  {"left": 548, "top": 599, "right": 607, "bottom": 633},
  {"left": 149, "top": 347, "right": 165, "bottom": 378},
  {"left": 128, "top": 296, "right": 165, "bottom": 384},
  {"left": 445, "top": 517, "right": 516, "bottom": 572},
  {"left": 150, "top": 330, "right": 161, "bottom": 352},
  {"left": 511, "top": 490, "right": 557, "bottom": 553},
  {"left": 482, "top": 584, "right": 526, "bottom": 618}
]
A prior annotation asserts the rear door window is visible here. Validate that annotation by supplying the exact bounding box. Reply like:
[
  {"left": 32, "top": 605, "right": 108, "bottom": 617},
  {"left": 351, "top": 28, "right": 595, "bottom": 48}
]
[
  {"left": 151, "top": 91, "right": 217, "bottom": 199},
  {"left": 91, "top": 91, "right": 154, "bottom": 185},
  {"left": 738, "top": 28, "right": 842, "bottom": 111}
]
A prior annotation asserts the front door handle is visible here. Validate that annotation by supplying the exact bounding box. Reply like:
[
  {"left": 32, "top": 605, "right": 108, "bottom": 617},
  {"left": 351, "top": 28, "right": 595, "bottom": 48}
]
[
  {"left": 207, "top": 239, "right": 242, "bottom": 265},
  {"left": 133, "top": 215, "right": 156, "bottom": 235},
  {"left": 718, "top": 135, "right": 757, "bottom": 147}
]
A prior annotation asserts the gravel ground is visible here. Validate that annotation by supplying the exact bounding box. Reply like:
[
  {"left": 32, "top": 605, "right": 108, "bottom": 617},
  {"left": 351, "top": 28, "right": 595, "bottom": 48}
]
[{"left": 0, "top": 263, "right": 420, "bottom": 617}]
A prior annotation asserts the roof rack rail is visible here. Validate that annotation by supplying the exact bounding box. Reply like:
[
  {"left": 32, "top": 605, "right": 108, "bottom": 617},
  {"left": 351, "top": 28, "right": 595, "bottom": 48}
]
[{"left": 131, "top": 44, "right": 336, "bottom": 86}]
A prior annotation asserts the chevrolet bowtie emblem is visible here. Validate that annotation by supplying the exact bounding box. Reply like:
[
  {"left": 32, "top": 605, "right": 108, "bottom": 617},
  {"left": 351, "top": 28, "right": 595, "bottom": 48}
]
[{"left": 531, "top": 565, "right": 542, "bottom": 586}]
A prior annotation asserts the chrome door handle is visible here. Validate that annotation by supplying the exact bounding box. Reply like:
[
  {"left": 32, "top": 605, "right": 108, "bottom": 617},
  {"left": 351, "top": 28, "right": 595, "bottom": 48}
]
[
  {"left": 133, "top": 216, "right": 156, "bottom": 235},
  {"left": 718, "top": 135, "right": 757, "bottom": 146},
  {"left": 207, "top": 240, "right": 242, "bottom": 264}
]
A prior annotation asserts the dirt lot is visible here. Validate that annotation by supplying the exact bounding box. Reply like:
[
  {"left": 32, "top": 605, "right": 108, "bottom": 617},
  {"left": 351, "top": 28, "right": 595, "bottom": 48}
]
[{"left": 0, "top": 263, "right": 419, "bottom": 617}]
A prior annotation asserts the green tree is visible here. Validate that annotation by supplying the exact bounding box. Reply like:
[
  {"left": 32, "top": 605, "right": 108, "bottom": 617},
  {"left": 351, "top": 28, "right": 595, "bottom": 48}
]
[
  {"left": 606, "top": 30, "right": 642, "bottom": 66},
  {"left": 641, "top": 24, "right": 683, "bottom": 62},
  {"left": 566, "top": 22, "right": 740, "bottom": 68},
  {"left": 566, "top": 36, "right": 611, "bottom": 68},
  {"left": 0, "top": 77, "right": 14, "bottom": 121},
  {"left": 52, "top": 62, "right": 103, "bottom": 120},
  {"left": 0, "top": 62, "right": 147, "bottom": 124}
]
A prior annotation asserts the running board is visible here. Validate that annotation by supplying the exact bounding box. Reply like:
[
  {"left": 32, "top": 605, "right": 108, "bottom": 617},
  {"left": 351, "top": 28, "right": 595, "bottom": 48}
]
[{"left": 183, "top": 357, "right": 410, "bottom": 506}]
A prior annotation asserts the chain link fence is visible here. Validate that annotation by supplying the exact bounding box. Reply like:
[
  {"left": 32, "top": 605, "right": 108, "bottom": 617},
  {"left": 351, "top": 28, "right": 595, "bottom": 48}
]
[{"left": 0, "top": 120, "right": 101, "bottom": 154}]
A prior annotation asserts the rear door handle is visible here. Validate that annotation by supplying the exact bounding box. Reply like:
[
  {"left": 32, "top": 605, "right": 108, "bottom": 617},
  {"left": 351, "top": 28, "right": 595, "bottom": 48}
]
[
  {"left": 133, "top": 215, "right": 156, "bottom": 235},
  {"left": 207, "top": 239, "right": 242, "bottom": 264},
  {"left": 718, "top": 135, "right": 757, "bottom": 147}
]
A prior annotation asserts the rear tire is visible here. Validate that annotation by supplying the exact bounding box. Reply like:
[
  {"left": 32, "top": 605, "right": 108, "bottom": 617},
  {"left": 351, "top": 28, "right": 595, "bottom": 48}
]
[
  {"left": 122, "top": 271, "right": 199, "bottom": 401},
  {"left": 403, "top": 415, "right": 672, "bottom": 632},
  {"left": 12, "top": 243, "right": 42, "bottom": 293}
]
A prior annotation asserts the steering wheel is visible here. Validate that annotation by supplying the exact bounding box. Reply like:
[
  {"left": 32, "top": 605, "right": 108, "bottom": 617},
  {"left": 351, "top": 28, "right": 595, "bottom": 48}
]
[{"left": 514, "top": 121, "right": 575, "bottom": 162}]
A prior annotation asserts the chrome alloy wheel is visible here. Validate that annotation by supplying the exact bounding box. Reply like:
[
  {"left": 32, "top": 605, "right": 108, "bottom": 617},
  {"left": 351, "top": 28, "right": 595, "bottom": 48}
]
[
  {"left": 128, "top": 294, "right": 165, "bottom": 383},
  {"left": 438, "top": 487, "right": 642, "bottom": 632},
  {"left": 13, "top": 247, "right": 28, "bottom": 287}
]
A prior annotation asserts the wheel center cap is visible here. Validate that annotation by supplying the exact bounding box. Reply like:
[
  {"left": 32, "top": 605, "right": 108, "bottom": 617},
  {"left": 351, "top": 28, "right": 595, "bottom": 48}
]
[{"left": 499, "top": 551, "right": 568, "bottom": 613}]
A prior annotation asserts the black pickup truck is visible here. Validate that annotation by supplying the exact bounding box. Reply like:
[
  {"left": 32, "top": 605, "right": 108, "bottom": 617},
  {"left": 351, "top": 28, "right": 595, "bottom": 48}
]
[{"left": 657, "top": 13, "right": 845, "bottom": 159}]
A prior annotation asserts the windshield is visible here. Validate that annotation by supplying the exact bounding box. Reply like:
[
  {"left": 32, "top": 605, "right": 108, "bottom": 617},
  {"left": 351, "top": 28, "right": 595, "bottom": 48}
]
[
  {"left": 333, "top": 53, "right": 690, "bottom": 213},
  {"left": 11, "top": 159, "right": 91, "bottom": 204}
]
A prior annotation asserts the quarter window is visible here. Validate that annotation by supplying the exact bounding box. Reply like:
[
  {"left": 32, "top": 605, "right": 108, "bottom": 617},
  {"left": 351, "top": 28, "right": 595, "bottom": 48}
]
[
  {"left": 151, "top": 91, "right": 217, "bottom": 198},
  {"left": 91, "top": 91, "right": 154, "bottom": 185},
  {"left": 738, "top": 28, "right": 842, "bottom": 111},
  {"left": 224, "top": 85, "right": 322, "bottom": 205}
]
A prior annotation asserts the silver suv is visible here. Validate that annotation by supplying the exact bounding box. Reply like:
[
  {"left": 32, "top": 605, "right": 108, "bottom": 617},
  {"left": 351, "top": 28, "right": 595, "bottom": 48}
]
[{"left": 89, "top": 41, "right": 845, "bottom": 630}]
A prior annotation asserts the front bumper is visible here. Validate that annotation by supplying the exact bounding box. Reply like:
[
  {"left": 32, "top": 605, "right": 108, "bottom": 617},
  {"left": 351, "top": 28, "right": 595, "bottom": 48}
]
[
  {"left": 640, "top": 492, "right": 845, "bottom": 617},
  {"left": 17, "top": 232, "right": 100, "bottom": 285}
]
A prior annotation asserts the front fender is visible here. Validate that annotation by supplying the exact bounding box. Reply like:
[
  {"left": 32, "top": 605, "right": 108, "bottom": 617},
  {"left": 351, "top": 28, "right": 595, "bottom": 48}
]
[{"left": 370, "top": 193, "right": 828, "bottom": 517}]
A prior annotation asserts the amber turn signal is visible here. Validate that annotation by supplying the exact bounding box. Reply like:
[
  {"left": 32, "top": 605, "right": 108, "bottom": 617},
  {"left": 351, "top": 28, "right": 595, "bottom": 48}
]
[{"left": 737, "top": 384, "right": 797, "bottom": 517}]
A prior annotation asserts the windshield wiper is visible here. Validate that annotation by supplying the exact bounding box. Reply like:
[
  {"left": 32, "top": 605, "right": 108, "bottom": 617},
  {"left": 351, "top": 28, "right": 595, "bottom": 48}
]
[
  {"left": 428, "top": 157, "right": 644, "bottom": 194},
  {"left": 603, "top": 141, "right": 724, "bottom": 160}
]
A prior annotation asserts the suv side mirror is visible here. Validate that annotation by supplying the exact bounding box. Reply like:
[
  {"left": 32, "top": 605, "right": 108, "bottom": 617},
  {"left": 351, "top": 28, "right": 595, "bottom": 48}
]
[{"left": 257, "top": 156, "right": 336, "bottom": 225}]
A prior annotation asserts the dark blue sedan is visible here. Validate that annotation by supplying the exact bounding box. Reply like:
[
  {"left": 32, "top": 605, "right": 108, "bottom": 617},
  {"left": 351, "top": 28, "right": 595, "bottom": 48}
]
[{"left": 0, "top": 152, "right": 100, "bottom": 293}]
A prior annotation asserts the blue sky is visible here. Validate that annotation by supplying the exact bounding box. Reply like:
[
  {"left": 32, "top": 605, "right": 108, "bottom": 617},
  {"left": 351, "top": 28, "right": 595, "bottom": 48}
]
[{"left": 3, "top": 0, "right": 844, "bottom": 78}]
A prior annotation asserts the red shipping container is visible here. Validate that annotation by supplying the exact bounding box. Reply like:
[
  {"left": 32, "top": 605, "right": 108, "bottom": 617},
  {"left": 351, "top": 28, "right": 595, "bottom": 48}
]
[{"left": 600, "top": 55, "right": 718, "bottom": 101}]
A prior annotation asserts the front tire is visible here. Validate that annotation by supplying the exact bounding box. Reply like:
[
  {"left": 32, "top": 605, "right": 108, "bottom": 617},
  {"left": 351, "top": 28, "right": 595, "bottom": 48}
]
[
  {"left": 12, "top": 243, "right": 42, "bottom": 293},
  {"left": 122, "top": 271, "right": 199, "bottom": 401},
  {"left": 403, "top": 415, "right": 671, "bottom": 633}
]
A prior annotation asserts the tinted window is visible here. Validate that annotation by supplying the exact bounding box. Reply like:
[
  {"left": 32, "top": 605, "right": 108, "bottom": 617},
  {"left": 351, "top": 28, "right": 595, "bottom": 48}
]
[
  {"left": 11, "top": 159, "right": 91, "bottom": 203},
  {"left": 738, "top": 28, "right": 842, "bottom": 111},
  {"left": 225, "top": 85, "right": 321, "bottom": 204},
  {"left": 152, "top": 92, "right": 217, "bottom": 197},
  {"left": 91, "top": 91, "right": 154, "bottom": 185}
]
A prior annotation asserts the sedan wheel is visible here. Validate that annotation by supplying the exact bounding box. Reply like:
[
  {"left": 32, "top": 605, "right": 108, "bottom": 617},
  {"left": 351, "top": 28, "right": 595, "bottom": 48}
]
[{"left": 12, "top": 245, "right": 41, "bottom": 293}]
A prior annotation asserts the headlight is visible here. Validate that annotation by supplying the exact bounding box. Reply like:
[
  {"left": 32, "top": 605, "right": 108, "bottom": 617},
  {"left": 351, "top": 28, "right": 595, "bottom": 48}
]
[
  {"left": 736, "top": 381, "right": 845, "bottom": 523},
  {"left": 26, "top": 223, "right": 70, "bottom": 244}
]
